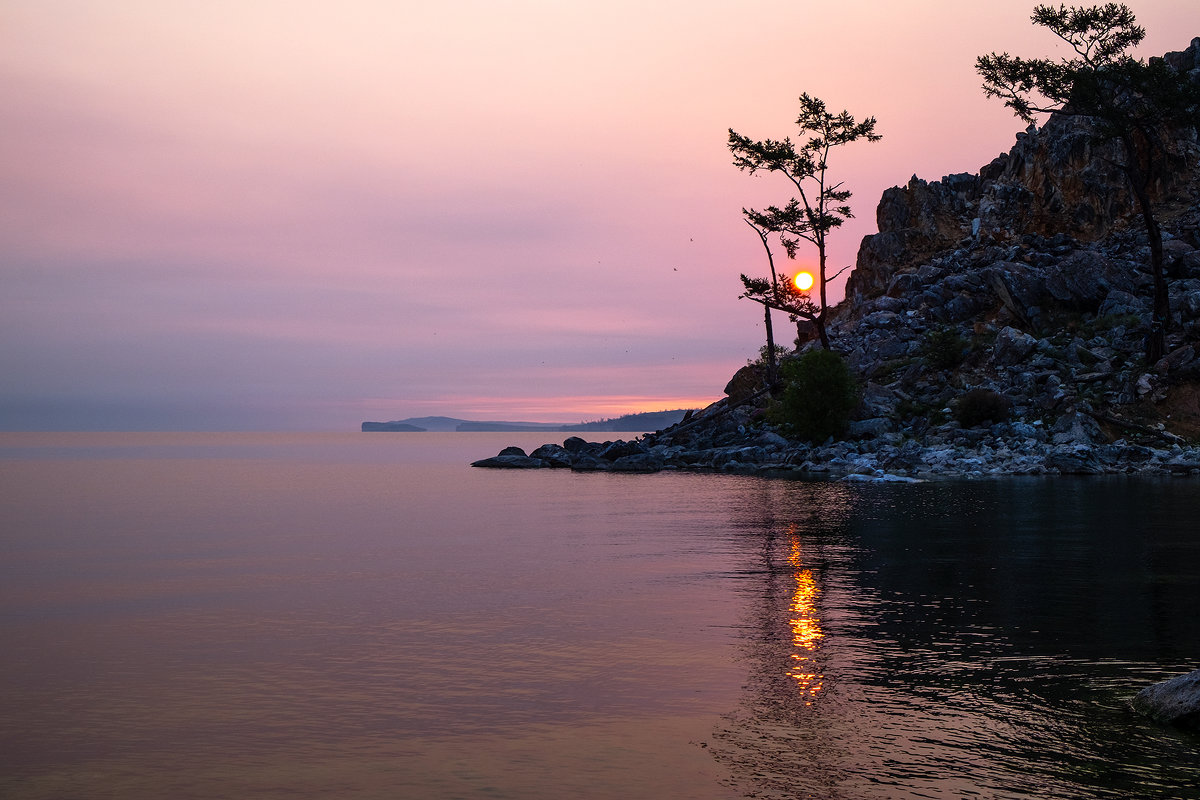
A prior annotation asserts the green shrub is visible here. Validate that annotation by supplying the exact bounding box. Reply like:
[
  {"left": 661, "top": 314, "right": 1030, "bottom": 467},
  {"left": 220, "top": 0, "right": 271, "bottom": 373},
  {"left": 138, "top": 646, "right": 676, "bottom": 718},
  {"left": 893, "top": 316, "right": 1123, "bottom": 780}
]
[
  {"left": 954, "top": 388, "right": 1010, "bottom": 427},
  {"left": 922, "top": 327, "right": 969, "bottom": 370},
  {"left": 769, "top": 349, "right": 859, "bottom": 443}
]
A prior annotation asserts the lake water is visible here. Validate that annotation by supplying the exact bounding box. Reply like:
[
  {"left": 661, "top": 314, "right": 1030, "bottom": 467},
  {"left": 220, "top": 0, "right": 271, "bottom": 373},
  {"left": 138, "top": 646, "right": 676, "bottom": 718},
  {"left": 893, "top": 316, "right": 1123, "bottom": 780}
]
[{"left": 1, "top": 432, "right": 1198, "bottom": 799}]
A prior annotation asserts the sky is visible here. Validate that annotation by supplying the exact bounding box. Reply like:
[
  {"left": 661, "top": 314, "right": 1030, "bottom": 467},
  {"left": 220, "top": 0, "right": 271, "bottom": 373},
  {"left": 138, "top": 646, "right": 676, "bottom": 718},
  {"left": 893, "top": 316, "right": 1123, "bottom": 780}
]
[{"left": 1, "top": 1, "right": 1196, "bottom": 430}]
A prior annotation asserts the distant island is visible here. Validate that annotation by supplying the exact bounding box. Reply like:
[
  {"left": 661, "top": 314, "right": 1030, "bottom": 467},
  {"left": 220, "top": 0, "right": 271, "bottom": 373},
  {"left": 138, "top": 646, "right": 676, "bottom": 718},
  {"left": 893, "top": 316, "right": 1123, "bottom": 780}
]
[{"left": 362, "top": 409, "right": 692, "bottom": 433}]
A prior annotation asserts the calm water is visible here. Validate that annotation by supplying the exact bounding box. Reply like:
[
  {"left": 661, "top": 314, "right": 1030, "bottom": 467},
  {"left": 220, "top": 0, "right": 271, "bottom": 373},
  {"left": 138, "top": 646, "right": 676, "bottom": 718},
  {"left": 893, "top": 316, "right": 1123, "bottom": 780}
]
[{"left": 1, "top": 432, "right": 1198, "bottom": 799}]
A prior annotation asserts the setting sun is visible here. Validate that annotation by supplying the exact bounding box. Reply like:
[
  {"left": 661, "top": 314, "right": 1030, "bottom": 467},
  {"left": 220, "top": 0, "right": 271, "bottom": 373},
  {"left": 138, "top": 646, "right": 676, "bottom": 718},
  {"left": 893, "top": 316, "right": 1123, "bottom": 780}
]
[{"left": 793, "top": 271, "right": 815, "bottom": 292}]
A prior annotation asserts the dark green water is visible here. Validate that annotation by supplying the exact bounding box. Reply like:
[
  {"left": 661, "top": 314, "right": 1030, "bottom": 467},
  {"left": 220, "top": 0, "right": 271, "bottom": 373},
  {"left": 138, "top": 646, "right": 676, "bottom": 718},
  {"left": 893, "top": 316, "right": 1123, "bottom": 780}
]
[{"left": 1, "top": 434, "right": 1197, "bottom": 799}]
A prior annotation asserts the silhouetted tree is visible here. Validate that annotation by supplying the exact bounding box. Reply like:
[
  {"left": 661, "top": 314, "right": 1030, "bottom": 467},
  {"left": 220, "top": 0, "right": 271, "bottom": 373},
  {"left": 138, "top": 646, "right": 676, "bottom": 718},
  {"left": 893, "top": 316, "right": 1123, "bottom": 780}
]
[
  {"left": 730, "top": 93, "right": 881, "bottom": 352},
  {"left": 977, "top": 3, "right": 1200, "bottom": 362},
  {"left": 738, "top": 217, "right": 817, "bottom": 383}
]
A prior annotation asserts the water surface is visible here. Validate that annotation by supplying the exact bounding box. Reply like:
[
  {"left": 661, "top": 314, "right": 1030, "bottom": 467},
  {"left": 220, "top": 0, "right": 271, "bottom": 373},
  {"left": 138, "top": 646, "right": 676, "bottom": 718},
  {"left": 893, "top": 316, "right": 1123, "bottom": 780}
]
[{"left": 1, "top": 433, "right": 1198, "bottom": 799}]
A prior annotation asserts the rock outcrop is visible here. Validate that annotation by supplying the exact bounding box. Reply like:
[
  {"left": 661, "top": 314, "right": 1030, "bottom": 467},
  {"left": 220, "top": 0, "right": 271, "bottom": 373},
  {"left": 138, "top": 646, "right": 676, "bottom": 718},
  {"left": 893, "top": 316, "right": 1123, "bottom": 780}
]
[
  {"left": 475, "top": 37, "right": 1200, "bottom": 480},
  {"left": 847, "top": 36, "right": 1200, "bottom": 304},
  {"left": 1131, "top": 669, "right": 1200, "bottom": 729}
]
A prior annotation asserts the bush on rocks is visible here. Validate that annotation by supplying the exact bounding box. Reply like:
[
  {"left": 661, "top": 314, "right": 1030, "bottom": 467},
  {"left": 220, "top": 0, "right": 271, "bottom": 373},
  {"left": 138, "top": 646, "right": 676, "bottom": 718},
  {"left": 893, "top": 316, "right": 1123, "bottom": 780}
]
[
  {"left": 954, "top": 388, "right": 1011, "bottom": 427},
  {"left": 769, "top": 350, "right": 859, "bottom": 443},
  {"left": 922, "top": 326, "right": 970, "bottom": 370}
]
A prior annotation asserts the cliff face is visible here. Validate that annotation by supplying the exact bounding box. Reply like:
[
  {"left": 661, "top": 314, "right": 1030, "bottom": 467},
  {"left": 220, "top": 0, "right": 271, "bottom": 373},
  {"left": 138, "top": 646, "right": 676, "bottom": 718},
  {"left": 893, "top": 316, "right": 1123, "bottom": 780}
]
[{"left": 847, "top": 36, "right": 1200, "bottom": 305}]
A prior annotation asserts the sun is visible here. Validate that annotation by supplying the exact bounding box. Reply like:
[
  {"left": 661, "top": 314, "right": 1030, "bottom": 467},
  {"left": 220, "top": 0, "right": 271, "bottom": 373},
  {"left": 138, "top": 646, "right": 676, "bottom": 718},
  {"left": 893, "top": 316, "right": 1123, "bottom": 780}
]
[{"left": 793, "top": 271, "right": 814, "bottom": 292}]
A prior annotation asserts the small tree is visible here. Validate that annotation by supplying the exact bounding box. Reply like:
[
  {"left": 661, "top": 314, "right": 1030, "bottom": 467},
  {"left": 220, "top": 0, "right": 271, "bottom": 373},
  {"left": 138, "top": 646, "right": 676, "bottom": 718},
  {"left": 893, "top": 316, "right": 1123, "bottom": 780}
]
[
  {"left": 737, "top": 217, "right": 819, "bottom": 383},
  {"left": 977, "top": 4, "right": 1200, "bottom": 361},
  {"left": 730, "top": 94, "right": 881, "bottom": 351},
  {"left": 768, "top": 349, "right": 859, "bottom": 443}
]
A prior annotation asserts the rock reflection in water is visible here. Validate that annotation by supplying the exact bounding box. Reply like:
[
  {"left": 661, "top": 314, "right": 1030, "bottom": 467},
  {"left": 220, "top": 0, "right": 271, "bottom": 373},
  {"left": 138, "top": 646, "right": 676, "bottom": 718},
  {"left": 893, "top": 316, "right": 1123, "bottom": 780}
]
[{"left": 711, "top": 477, "right": 1200, "bottom": 800}]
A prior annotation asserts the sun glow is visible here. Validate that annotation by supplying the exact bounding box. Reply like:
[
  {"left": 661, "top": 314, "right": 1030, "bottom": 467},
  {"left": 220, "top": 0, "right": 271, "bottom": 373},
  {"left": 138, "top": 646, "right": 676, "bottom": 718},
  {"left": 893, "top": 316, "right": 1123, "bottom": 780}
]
[{"left": 793, "top": 271, "right": 814, "bottom": 292}]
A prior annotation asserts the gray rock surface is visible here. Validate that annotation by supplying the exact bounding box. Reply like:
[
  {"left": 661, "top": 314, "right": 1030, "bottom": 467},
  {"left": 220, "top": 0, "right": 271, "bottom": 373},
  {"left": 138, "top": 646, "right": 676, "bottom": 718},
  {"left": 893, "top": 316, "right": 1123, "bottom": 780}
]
[{"left": 1131, "top": 669, "right": 1200, "bottom": 729}]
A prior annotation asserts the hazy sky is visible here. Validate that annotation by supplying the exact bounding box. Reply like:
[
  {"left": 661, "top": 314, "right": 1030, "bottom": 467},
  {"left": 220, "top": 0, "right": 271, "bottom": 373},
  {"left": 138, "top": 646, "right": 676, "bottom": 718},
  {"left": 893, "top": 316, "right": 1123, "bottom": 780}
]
[{"left": 2, "top": 1, "right": 1195, "bottom": 430}]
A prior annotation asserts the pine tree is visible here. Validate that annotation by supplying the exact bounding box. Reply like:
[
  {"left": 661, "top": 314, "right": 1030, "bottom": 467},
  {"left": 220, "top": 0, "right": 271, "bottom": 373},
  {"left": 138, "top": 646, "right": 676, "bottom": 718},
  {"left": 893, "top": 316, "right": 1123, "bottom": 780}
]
[
  {"left": 978, "top": 4, "right": 1200, "bottom": 361},
  {"left": 729, "top": 94, "right": 881, "bottom": 353}
]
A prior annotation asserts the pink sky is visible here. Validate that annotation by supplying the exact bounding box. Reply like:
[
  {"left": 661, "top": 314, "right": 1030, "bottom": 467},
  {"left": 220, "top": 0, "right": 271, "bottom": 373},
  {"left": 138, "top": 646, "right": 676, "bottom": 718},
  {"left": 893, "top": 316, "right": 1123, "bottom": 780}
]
[{"left": 1, "top": 1, "right": 1195, "bottom": 429}]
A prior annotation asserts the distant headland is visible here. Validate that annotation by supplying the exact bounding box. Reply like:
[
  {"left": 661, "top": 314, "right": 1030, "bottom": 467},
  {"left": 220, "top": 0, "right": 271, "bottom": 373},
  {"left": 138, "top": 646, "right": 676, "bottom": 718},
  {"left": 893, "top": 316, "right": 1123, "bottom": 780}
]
[{"left": 363, "top": 410, "right": 691, "bottom": 433}]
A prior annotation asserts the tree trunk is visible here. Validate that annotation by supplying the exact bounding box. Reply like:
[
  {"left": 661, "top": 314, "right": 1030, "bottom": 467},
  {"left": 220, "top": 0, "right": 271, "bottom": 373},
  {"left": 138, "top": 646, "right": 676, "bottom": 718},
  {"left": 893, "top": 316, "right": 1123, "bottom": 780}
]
[
  {"left": 1122, "top": 132, "right": 1169, "bottom": 363},
  {"left": 816, "top": 239, "right": 832, "bottom": 350},
  {"left": 763, "top": 303, "right": 778, "bottom": 384},
  {"left": 815, "top": 310, "right": 831, "bottom": 351}
]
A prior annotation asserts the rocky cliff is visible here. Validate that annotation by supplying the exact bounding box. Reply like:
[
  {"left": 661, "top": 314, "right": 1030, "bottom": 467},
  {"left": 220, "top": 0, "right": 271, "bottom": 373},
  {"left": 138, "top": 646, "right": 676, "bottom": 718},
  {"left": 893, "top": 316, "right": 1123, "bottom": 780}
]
[
  {"left": 847, "top": 36, "right": 1200, "bottom": 305},
  {"left": 475, "top": 38, "right": 1200, "bottom": 478}
]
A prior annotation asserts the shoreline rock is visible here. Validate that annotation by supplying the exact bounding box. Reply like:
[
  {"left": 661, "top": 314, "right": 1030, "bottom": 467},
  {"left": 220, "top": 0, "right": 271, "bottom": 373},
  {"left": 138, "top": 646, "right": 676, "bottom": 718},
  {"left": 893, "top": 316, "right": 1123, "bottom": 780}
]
[
  {"left": 1131, "top": 670, "right": 1200, "bottom": 730},
  {"left": 470, "top": 415, "right": 1200, "bottom": 479}
]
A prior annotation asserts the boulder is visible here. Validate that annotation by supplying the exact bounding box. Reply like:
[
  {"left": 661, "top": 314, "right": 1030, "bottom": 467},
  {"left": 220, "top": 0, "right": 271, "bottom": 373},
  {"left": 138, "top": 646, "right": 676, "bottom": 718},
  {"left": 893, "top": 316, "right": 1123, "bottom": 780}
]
[
  {"left": 993, "top": 326, "right": 1038, "bottom": 366},
  {"left": 1180, "top": 290, "right": 1200, "bottom": 321},
  {"left": 1044, "top": 252, "right": 1136, "bottom": 310},
  {"left": 1131, "top": 669, "right": 1200, "bottom": 729},
  {"left": 609, "top": 453, "right": 665, "bottom": 472},
  {"left": 848, "top": 418, "right": 893, "bottom": 439},
  {"left": 1154, "top": 345, "right": 1196, "bottom": 375},
  {"left": 1050, "top": 410, "right": 1105, "bottom": 445},
  {"left": 598, "top": 439, "right": 645, "bottom": 461},
  {"left": 755, "top": 430, "right": 790, "bottom": 448},
  {"left": 1043, "top": 444, "right": 1103, "bottom": 474},
  {"left": 887, "top": 272, "right": 923, "bottom": 297},
  {"left": 562, "top": 436, "right": 591, "bottom": 453},
  {"left": 568, "top": 454, "right": 608, "bottom": 471},
  {"left": 1180, "top": 251, "right": 1200, "bottom": 279},
  {"left": 529, "top": 443, "right": 574, "bottom": 467},
  {"left": 1098, "top": 289, "right": 1147, "bottom": 317},
  {"left": 984, "top": 262, "right": 1042, "bottom": 326},
  {"left": 862, "top": 310, "right": 901, "bottom": 328},
  {"left": 471, "top": 454, "right": 546, "bottom": 469},
  {"left": 724, "top": 364, "right": 766, "bottom": 403},
  {"left": 1163, "top": 238, "right": 1195, "bottom": 276}
]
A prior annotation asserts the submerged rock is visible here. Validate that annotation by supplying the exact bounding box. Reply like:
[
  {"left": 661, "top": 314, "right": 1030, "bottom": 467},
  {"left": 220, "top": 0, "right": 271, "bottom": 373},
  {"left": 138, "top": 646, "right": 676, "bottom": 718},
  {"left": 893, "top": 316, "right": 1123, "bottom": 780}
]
[
  {"left": 1131, "top": 669, "right": 1200, "bottom": 729},
  {"left": 842, "top": 473, "right": 925, "bottom": 483}
]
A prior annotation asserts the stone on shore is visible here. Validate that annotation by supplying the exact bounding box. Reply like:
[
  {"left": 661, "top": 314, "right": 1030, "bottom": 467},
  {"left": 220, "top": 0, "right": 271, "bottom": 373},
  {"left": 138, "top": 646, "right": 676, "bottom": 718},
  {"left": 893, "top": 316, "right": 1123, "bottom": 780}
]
[
  {"left": 469, "top": 451, "right": 545, "bottom": 468},
  {"left": 1131, "top": 669, "right": 1200, "bottom": 729}
]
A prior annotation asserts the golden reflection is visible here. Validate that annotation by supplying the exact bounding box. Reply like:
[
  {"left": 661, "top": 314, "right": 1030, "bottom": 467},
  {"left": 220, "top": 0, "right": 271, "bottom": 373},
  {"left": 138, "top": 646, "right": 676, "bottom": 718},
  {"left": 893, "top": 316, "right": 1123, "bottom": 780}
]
[{"left": 786, "top": 525, "right": 824, "bottom": 702}]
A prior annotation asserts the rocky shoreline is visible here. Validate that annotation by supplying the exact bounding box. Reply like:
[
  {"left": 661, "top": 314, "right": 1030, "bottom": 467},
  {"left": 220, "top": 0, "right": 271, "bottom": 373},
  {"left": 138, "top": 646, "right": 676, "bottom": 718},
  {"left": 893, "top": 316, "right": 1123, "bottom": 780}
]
[
  {"left": 470, "top": 398, "right": 1200, "bottom": 479},
  {"left": 474, "top": 37, "right": 1200, "bottom": 482}
]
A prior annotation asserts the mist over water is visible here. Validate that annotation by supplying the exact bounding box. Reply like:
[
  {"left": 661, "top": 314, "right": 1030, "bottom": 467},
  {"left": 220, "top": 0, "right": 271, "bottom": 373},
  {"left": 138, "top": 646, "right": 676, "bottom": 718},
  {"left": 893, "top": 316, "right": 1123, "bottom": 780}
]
[{"left": 2, "top": 433, "right": 1198, "bottom": 799}]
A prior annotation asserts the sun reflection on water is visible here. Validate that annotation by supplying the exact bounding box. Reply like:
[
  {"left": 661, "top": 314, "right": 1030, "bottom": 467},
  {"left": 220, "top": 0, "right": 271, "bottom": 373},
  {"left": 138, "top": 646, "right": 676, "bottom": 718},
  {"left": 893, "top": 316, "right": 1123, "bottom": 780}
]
[{"left": 786, "top": 525, "right": 823, "bottom": 703}]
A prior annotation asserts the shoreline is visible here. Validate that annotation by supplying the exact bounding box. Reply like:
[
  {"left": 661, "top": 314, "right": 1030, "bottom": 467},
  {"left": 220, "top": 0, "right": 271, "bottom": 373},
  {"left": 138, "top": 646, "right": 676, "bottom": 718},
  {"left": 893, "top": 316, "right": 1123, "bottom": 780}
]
[{"left": 471, "top": 397, "right": 1200, "bottom": 480}]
